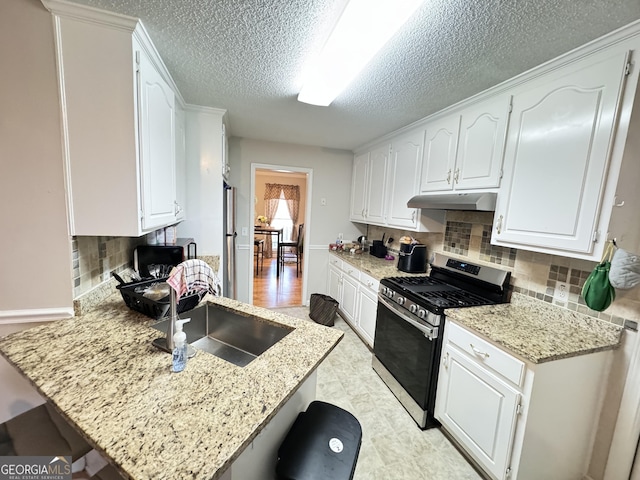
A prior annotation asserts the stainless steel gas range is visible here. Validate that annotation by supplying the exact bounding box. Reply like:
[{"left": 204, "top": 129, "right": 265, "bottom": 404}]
[{"left": 372, "top": 253, "right": 511, "bottom": 429}]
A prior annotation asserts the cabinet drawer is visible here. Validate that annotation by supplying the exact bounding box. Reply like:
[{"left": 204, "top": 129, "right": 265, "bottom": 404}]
[
  {"left": 343, "top": 264, "right": 360, "bottom": 281},
  {"left": 329, "top": 256, "right": 343, "bottom": 270},
  {"left": 360, "top": 272, "right": 379, "bottom": 293},
  {"left": 447, "top": 321, "right": 525, "bottom": 387}
]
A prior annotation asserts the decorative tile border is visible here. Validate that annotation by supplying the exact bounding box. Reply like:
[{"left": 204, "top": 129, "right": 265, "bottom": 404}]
[
  {"left": 443, "top": 221, "right": 471, "bottom": 256},
  {"left": 479, "top": 226, "right": 517, "bottom": 267}
]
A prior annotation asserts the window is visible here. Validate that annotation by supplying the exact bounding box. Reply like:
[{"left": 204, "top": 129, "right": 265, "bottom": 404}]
[{"left": 271, "top": 191, "right": 294, "bottom": 241}]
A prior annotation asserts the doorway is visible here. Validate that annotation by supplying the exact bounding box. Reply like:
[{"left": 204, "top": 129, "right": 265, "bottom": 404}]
[{"left": 251, "top": 166, "right": 311, "bottom": 308}]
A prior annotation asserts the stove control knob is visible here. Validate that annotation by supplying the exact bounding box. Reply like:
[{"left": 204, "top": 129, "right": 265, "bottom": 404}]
[
  {"left": 418, "top": 309, "right": 427, "bottom": 319},
  {"left": 396, "top": 296, "right": 405, "bottom": 306},
  {"left": 409, "top": 304, "right": 418, "bottom": 314},
  {"left": 380, "top": 287, "right": 387, "bottom": 296}
]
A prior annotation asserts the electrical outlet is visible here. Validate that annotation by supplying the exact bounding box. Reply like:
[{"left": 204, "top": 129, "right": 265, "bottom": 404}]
[
  {"left": 338, "top": 233, "right": 343, "bottom": 240},
  {"left": 554, "top": 283, "right": 568, "bottom": 301}
]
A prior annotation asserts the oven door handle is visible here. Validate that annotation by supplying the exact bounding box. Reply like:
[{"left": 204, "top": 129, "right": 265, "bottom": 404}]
[{"left": 378, "top": 295, "right": 436, "bottom": 340}]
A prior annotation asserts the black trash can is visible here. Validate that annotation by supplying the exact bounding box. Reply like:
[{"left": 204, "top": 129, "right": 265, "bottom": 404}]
[
  {"left": 276, "top": 401, "right": 362, "bottom": 480},
  {"left": 309, "top": 294, "right": 339, "bottom": 326}
]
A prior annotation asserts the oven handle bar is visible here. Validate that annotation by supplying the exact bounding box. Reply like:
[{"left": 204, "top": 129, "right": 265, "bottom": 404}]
[{"left": 378, "top": 295, "right": 436, "bottom": 340}]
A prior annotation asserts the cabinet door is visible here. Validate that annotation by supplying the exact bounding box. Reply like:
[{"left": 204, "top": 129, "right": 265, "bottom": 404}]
[
  {"left": 138, "top": 47, "right": 177, "bottom": 230},
  {"left": 357, "top": 287, "right": 378, "bottom": 347},
  {"left": 365, "top": 144, "right": 389, "bottom": 224},
  {"left": 327, "top": 265, "right": 342, "bottom": 305},
  {"left": 340, "top": 274, "right": 359, "bottom": 324},
  {"left": 420, "top": 114, "right": 461, "bottom": 192},
  {"left": 387, "top": 130, "right": 425, "bottom": 228},
  {"left": 436, "top": 344, "right": 520, "bottom": 480},
  {"left": 175, "top": 105, "right": 186, "bottom": 222},
  {"left": 456, "top": 96, "right": 511, "bottom": 190},
  {"left": 493, "top": 51, "right": 629, "bottom": 255},
  {"left": 350, "top": 152, "right": 369, "bottom": 222}
]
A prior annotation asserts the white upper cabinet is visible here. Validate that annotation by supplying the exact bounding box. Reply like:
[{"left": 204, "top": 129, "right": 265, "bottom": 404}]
[
  {"left": 492, "top": 50, "right": 630, "bottom": 256},
  {"left": 388, "top": 130, "right": 426, "bottom": 228},
  {"left": 349, "top": 146, "right": 389, "bottom": 224},
  {"left": 174, "top": 105, "right": 186, "bottom": 222},
  {"left": 349, "top": 152, "right": 370, "bottom": 223},
  {"left": 420, "top": 114, "right": 461, "bottom": 192},
  {"left": 137, "top": 44, "right": 177, "bottom": 230},
  {"left": 350, "top": 131, "right": 445, "bottom": 232},
  {"left": 43, "top": 0, "right": 179, "bottom": 236},
  {"left": 366, "top": 145, "right": 389, "bottom": 224},
  {"left": 456, "top": 96, "right": 511, "bottom": 190},
  {"left": 421, "top": 96, "right": 511, "bottom": 193}
]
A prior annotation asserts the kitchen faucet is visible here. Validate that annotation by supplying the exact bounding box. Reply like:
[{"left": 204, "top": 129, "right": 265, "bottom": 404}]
[{"left": 152, "top": 288, "right": 196, "bottom": 358}]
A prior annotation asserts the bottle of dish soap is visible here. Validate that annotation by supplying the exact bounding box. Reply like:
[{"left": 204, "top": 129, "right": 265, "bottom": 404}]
[{"left": 172, "top": 318, "right": 190, "bottom": 373}]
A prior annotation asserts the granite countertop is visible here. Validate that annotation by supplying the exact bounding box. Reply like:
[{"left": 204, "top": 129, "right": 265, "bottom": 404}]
[
  {"left": 0, "top": 294, "right": 343, "bottom": 480},
  {"left": 330, "top": 251, "right": 622, "bottom": 364},
  {"left": 446, "top": 293, "right": 623, "bottom": 364},
  {"left": 329, "top": 250, "right": 424, "bottom": 280}
]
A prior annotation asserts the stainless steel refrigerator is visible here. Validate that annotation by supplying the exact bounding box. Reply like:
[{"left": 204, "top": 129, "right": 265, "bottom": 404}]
[{"left": 223, "top": 181, "right": 237, "bottom": 298}]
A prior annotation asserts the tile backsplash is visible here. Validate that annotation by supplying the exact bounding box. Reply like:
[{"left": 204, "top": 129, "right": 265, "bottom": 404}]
[
  {"left": 367, "top": 211, "right": 640, "bottom": 326},
  {"left": 72, "top": 236, "right": 146, "bottom": 298}
]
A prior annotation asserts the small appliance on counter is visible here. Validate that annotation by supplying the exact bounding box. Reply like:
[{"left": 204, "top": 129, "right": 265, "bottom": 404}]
[
  {"left": 134, "top": 238, "right": 197, "bottom": 278},
  {"left": 397, "top": 243, "right": 427, "bottom": 273}
]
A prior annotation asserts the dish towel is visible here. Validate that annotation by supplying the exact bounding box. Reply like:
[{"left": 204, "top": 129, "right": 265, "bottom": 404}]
[{"left": 166, "top": 259, "right": 220, "bottom": 301}]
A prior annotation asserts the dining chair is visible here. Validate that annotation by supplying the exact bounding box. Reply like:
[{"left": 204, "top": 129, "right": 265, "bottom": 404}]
[
  {"left": 254, "top": 239, "right": 264, "bottom": 276},
  {"left": 278, "top": 224, "right": 304, "bottom": 277}
]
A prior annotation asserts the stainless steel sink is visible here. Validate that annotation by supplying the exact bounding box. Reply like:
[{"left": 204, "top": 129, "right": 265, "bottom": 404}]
[{"left": 151, "top": 303, "right": 293, "bottom": 367}]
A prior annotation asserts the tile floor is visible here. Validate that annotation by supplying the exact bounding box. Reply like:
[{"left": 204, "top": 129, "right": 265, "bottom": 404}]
[{"left": 276, "top": 306, "right": 482, "bottom": 480}]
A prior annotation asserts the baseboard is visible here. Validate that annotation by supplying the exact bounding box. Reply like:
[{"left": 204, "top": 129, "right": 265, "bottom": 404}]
[{"left": 0, "top": 308, "right": 74, "bottom": 324}]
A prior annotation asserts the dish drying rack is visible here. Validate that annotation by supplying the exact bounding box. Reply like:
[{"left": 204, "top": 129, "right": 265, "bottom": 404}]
[{"left": 115, "top": 276, "right": 204, "bottom": 320}]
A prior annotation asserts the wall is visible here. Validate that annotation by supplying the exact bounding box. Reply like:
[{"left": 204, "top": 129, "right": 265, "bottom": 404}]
[
  {"left": 367, "top": 210, "right": 640, "bottom": 480},
  {"left": 0, "top": 0, "right": 74, "bottom": 319},
  {"left": 229, "top": 137, "right": 363, "bottom": 304}
]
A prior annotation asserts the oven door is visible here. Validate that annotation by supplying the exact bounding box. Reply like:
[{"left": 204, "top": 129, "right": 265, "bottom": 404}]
[{"left": 373, "top": 295, "right": 441, "bottom": 412}]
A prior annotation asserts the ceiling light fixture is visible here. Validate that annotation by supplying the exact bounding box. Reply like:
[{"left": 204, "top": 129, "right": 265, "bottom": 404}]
[{"left": 297, "top": 0, "right": 425, "bottom": 107}]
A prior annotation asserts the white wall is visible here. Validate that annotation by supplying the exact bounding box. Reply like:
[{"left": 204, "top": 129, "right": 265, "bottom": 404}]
[
  {"left": 179, "top": 107, "right": 226, "bottom": 267},
  {"left": 228, "top": 137, "right": 364, "bottom": 304},
  {"left": 0, "top": 0, "right": 73, "bottom": 318}
]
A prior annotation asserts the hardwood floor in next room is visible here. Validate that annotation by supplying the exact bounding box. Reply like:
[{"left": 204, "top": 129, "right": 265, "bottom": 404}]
[{"left": 253, "top": 257, "right": 302, "bottom": 308}]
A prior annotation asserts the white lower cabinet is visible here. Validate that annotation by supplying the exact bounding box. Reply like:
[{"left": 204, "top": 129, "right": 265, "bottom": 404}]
[
  {"left": 340, "top": 274, "right": 359, "bottom": 324},
  {"left": 326, "top": 256, "right": 380, "bottom": 348},
  {"left": 436, "top": 321, "right": 613, "bottom": 480},
  {"left": 437, "top": 343, "right": 520, "bottom": 480}
]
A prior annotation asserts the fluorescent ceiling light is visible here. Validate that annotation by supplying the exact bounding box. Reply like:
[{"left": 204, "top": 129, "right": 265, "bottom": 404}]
[{"left": 297, "top": 0, "right": 425, "bottom": 107}]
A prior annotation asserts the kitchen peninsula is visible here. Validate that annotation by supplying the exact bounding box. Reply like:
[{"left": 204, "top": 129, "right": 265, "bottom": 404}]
[{"left": 0, "top": 295, "right": 343, "bottom": 480}]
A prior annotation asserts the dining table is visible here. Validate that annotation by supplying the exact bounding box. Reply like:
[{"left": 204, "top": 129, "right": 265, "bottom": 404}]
[{"left": 254, "top": 225, "right": 283, "bottom": 277}]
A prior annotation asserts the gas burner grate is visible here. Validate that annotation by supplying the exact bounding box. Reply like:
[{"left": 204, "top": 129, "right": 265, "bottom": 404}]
[{"left": 415, "top": 289, "right": 494, "bottom": 308}]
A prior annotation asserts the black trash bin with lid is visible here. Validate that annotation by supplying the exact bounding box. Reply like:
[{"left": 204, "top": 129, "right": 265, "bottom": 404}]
[{"left": 276, "top": 401, "right": 362, "bottom": 480}]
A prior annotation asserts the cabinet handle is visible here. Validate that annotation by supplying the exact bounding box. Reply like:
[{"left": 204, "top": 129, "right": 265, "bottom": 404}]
[
  {"left": 454, "top": 168, "right": 460, "bottom": 184},
  {"left": 362, "top": 208, "right": 365, "bottom": 217},
  {"left": 470, "top": 344, "right": 490, "bottom": 359},
  {"left": 412, "top": 210, "right": 416, "bottom": 222},
  {"left": 446, "top": 169, "right": 452, "bottom": 184},
  {"left": 442, "top": 351, "right": 450, "bottom": 369},
  {"left": 496, "top": 215, "right": 503, "bottom": 235}
]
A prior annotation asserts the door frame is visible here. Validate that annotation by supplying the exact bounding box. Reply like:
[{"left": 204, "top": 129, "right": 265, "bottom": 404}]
[{"left": 249, "top": 163, "right": 313, "bottom": 305}]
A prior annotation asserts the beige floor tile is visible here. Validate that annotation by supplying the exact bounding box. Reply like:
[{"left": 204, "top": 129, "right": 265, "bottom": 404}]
[{"left": 276, "top": 309, "right": 481, "bottom": 479}]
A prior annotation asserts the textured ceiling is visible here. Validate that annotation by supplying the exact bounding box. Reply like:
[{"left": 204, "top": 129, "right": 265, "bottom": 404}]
[{"left": 63, "top": 0, "right": 640, "bottom": 150}]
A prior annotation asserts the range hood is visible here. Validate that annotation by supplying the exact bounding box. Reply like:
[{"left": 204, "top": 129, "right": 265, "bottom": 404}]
[{"left": 407, "top": 192, "right": 497, "bottom": 211}]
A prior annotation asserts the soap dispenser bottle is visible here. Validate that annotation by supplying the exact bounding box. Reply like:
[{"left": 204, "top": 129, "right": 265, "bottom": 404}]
[{"left": 172, "top": 318, "right": 190, "bottom": 373}]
